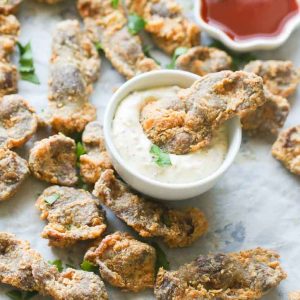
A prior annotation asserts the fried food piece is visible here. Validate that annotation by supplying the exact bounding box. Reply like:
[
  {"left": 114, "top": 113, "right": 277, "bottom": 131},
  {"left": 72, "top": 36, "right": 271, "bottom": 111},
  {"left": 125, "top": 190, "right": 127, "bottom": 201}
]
[
  {"left": 0, "top": 0, "right": 22, "bottom": 15},
  {"left": 48, "top": 20, "right": 99, "bottom": 134},
  {"left": 155, "top": 248, "right": 287, "bottom": 300},
  {"left": 80, "top": 121, "right": 112, "bottom": 184},
  {"left": 244, "top": 60, "right": 300, "bottom": 98},
  {"left": 85, "top": 231, "right": 156, "bottom": 292},
  {"left": 272, "top": 125, "right": 300, "bottom": 175},
  {"left": 175, "top": 46, "right": 232, "bottom": 76},
  {"left": 126, "top": 0, "right": 200, "bottom": 55},
  {"left": 78, "top": 0, "right": 160, "bottom": 79},
  {"left": 36, "top": 0, "right": 63, "bottom": 4},
  {"left": 36, "top": 186, "right": 107, "bottom": 248},
  {"left": 0, "top": 232, "right": 42, "bottom": 291},
  {"left": 0, "top": 62, "right": 17, "bottom": 96},
  {"left": 0, "top": 149, "right": 29, "bottom": 201},
  {"left": 241, "top": 88, "right": 290, "bottom": 135},
  {"left": 141, "top": 70, "right": 265, "bottom": 155},
  {"left": 93, "top": 169, "right": 208, "bottom": 248},
  {"left": 289, "top": 292, "right": 300, "bottom": 300},
  {"left": 29, "top": 134, "right": 78, "bottom": 186},
  {"left": 0, "top": 95, "right": 39, "bottom": 149}
]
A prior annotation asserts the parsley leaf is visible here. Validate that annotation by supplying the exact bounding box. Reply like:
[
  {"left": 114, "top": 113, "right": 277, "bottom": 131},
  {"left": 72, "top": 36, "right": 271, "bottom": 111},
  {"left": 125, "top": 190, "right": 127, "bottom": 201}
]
[
  {"left": 142, "top": 45, "right": 161, "bottom": 65},
  {"left": 76, "top": 142, "right": 86, "bottom": 158},
  {"left": 44, "top": 193, "right": 60, "bottom": 205},
  {"left": 167, "top": 47, "right": 189, "bottom": 69},
  {"left": 150, "top": 145, "right": 172, "bottom": 167},
  {"left": 128, "top": 14, "right": 146, "bottom": 35},
  {"left": 17, "top": 42, "right": 40, "bottom": 85},
  {"left": 151, "top": 242, "right": 170, "bottom": 273},
  {"left": 80, "top": 260, "right": 98, "bottom": 273},
  {"left": 111, "top": 0, "right": 118, "bottom": 8},
  {"left": 6, "top": 290, "right": 23, "bottom": 300},
  {"left": 48, "top": 259, "right": 63, "bottom": 272},
  {"left": 94, "top": 41, "right": 104, "bottom": 52}
]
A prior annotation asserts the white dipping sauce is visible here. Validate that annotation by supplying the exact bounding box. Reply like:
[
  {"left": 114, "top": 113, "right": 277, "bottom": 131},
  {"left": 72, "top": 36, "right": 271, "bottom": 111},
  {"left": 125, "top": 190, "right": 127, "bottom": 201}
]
[{"left": 112, "top": 86, "right": 228, "bottom": 184}]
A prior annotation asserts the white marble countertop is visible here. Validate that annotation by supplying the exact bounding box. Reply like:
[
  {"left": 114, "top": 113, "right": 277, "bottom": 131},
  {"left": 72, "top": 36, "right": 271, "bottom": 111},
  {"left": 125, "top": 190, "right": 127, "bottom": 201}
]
[{"left": 0, "top": 0, "right": 299, "bottom": 299}]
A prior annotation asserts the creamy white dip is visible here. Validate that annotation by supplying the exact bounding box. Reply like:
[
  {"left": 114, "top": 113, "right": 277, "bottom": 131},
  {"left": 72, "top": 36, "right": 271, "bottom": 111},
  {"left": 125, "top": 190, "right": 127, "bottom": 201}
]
[{"left": 112, "top": 86, "right": 228, "bottom": 184}]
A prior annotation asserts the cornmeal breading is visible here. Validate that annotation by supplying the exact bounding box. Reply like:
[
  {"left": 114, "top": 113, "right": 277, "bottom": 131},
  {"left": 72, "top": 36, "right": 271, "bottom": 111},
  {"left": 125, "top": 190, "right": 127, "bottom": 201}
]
[
  {"left": 0, "top": 95, "right": 39, "bottom": 149},
  {"left": 0, "top": 62, "right": 17, "bottom": 96},
  {"left": 289, "top": 292, "right": 300, "bottom": 300},
  {"left": 85, "top": 231, "right": 156, "bottom": 292},
  {"left": 0, "top": 149, "right": 29, "bottom": 201},
  {"left": 78, "top": 0, "right": 160, "bottom": 79},
  {"left": 141, "top": 71, "right": 265, "bottom": 155},
  {"left": 48, "top": 20, "right": 99, "bottom": 134},
  {"left": 29, "top": 134, "right": 78, "bottom": 186},
  {"left": 126, "top": 0, "right": 200, "bottom": 55},
  {"left": 0, "top": 0, "right": 22, "bottom": 15},
  {"left": 36, "top": 186, "right": 107, "bottom": 248},
  {"left": 175, "top": 46, "right": 232, "bottom": 76},
  {"left": 272, "top": 125, "right": 300, "bottom": 175},
  {"left": 93, "top": 169, "right": 208, "bottom": 248},
  {"left": 80, "top": 121, "right": 112, "bottom": 184},
  {"left": 244, "top": 60, "right": 300, "bottom": 98},
  {"left": 155, "top": 248, "right": 287, "bottom": 300}
]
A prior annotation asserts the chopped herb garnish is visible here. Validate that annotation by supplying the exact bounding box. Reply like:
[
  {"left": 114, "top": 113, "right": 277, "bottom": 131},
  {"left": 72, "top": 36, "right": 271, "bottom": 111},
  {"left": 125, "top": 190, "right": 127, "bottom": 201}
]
[
  {"left": 151, "top": 242, "right": 170, "bottom": 273},
  {"left": 142, "top": 45, "right": 161, "bottom": 65},
  {"left": 150, "top": 145, "right": 172, "bottom": 167},
  {"left": 80, "top": 260, "right": 98, "bottom": 273},
  {"left": 23, "top": 292, "right": 38, "bottom": 300},
  {"left": 44, "top": 193, "right": 60, "bottom": 205},
  {"left": 94, "top": 41, "right": 104, "bottom": 52},
  {"left": 6, "top": 290, "right": 23, "bottom": 300},
  {"left": 17, "top": 42, "right": 40, "bottom": 85},
  {"left": 77, "top": 175, "right": 89, "bottom": 191},
  {"left": 48, "top": 259, "right": 63, "bottom": 272},
  {"left": 76, "top": 142, "right": 86, "bottom": 159},
  {"left": 111, "top": 0, "right": 118, "bottom": 8},
  {"left": 167, "top": 47, "right": 189, "bottom": 69},
  {"left": 128, "top": 14, "right": 146, "bottom": 35}
]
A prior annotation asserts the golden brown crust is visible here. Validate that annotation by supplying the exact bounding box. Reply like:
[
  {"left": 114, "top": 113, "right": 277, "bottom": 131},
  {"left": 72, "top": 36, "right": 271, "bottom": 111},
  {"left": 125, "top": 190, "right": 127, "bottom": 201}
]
[
  {"left": 0, "top": 0, "right": 22, "bottom": 15},
  {"left": 289, "top": 292, "right": 300, "bottom": 300},
  {"left": 93, "top": 169, "right": 208, "bottom": 248},
  {"left": 272, "top": 125, "right": 300, "bottom": 175},
  {"left": 85, "top": 231, "right": 156, "bottom": 292},
  {"left": 126, "top": 0, "right": 200, "bottom": 55}
]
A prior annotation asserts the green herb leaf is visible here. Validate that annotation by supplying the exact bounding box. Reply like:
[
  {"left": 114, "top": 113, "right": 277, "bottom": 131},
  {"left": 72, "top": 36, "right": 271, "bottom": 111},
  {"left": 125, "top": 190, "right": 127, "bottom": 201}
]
[
  {"left": 77, "top": 175, "right": 89, "bottom": 191},
  {"left": 128, "top": 14, "right": 146, "bottom": 35},
  {"left": 23, "top": 291, "right": 38, "bottom": 300},
  {"left": 142, "top": 45, "right": 161, "bottom": 65},
  {"left": 150, "top": 145, "right": 172, "bottom": 167},
  {"left": 44, "top": 193, "right": 60, "bottom": 205},
  {"left": 167, "top": 47, "right": 189, "bottom": 69},
  {"left": 151, "top": 242, "right": 170, "bottom": 273},
  {"left": 94, "top": 41, "right": 104, "bottom": 52},
  {"left": 6, "top": 290, "right": 23, "bottom": 300},
  {"left": 76, "top": 142, "right": 86, "bottom": 159},
  {"left": 111, "top": 0, "right": 118, "bottom": 8},
  {"left": 17, "top": 42, "right": 40, "bottom": 85},
  {"left": 80, "top": 260, "right": 98, "bottom": 273},
  {"left": 48, "top": 259, "right": 63, "bottom": 272}
]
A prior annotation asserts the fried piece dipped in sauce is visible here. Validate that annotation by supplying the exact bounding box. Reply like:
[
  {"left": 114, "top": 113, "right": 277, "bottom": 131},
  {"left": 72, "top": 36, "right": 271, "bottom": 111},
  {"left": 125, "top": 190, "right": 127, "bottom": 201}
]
[
  {"left": 244, "top": 60, "right": 300, "bottom": 98},
  {"left": 272, "top": 125, "right": 300, "bottom": 175},
  {"left": 126, "top": 0, "right": 200, "bottom": 55},
  {"left": 78, "top": 0, "right": 160, "bottom": 79},
  {"left": 241, "top": 88, "right": 290, "bottom": 136},
  {"left": 0, "top": 95, "right": 39, "bottom": 149},
  {"left": 0, "top": 149, "right": 29, "bottom": 201},
  {"left": 80, "top": 121, "right": 112, "bottom": 184},
  {"left": 29, "top": 134, "right": 78, "bottom": 186},
  {"left": 36, "top": 186, "right": 107, "bottom": 248},
  {"left": 175, "top": 46, "right": 232, "bottom": 76},
  {"left": 85, "top": 231, "right": 156, "bottom": 292},
  {"left": 0, "top": 0, "right": 22, "bottom": 15},
  {"left": 48, "top": 20, "right": 99, "bottom": 134},
  {"left": 93, "top": 170, "right": 208, "bottom": 248},
  {"left": 141, "top": 71, "right": 265, "bottom": 155},
  {"left": 155, "top": 248, "right": 287, "bottom": 300},
  {"left": 289, "top": 292, "right": 300, "bottom": 300}
]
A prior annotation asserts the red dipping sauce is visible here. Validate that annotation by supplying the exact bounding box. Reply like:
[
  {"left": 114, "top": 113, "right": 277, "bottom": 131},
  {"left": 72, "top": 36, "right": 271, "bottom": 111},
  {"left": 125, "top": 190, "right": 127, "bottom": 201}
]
[{"left": 201, "top": 0, "right": 300, "bottom": 41}]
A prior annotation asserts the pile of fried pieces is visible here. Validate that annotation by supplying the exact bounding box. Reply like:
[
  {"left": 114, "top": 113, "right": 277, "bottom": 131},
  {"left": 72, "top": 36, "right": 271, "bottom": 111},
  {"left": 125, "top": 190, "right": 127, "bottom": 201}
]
[{"left": 0, "top": 0, "right": 299, "bottom": 299}]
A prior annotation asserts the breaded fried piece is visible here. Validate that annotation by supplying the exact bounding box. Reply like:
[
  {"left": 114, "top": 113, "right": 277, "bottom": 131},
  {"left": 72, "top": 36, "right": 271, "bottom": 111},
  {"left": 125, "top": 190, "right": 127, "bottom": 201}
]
[
  {"left": 0, "top": 95, "right": 38, "bottom": 149},
  {"left": 85, "top": 231, "right": 156, "bottom": 292},
  {"left": 29, "top": 134, "right": 78, "bottom": 186},
  {"left": 241, "top": 88, "right": 290, "bottom": 135},
  {"left": 36, "top": 186, "right": 107, "bottom": 248},
  {"left": 126, "top": 0, "right": 200, "bottom": 55},
  {"left": 244, "top": 60, "right": 300, "bottom": 98},
  {"left": 0, "top": 62, "right": 17, "bottom": 96},
  {"left": 155, "top": 248, "right": 287, "bottom": 300},
  {"left": 0, "top": 232, "right": 42, "bottom": 291},
  {"left": 289, "top": 292, "right": 300, "bottom": 300},
  {"left": 93, "top": 170, "right": 208, "bottom": 248},
  {"left": 48, "top": 20, "right": 99, "bottom": 134},
  {"left": 32, "top": 260, "right": 109, "bottom": 300},
  {"left": 141, "top": 71, "right": 265, "bottom": 155},
  {"left": 272, "top": 125, "right": 300, "bottom": 175},
  {"left": 80, "top": 121, "right": 112, "bottom": 184},
  {"left": 175, "top": 46, "right": 232, "bottom": 76},
  {"left": 0, "top": 149, "right": 29, "bottom": 201},
  {"left": 78, "top": 0, "right": 160, "bottom": 79},
  {"left": 0, "top": 0, "right": 22, "bottom": 15}
]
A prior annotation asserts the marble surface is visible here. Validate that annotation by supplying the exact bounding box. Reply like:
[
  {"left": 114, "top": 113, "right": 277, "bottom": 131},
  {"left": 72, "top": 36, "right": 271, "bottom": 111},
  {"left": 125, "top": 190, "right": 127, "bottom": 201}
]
[{"left": 0, "top": 0, "right": 300, "bottom": 299}]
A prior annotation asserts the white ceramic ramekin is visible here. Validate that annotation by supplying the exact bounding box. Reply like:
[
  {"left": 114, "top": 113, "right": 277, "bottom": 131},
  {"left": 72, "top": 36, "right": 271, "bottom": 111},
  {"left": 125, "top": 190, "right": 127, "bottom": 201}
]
[
  {"left": 103, "top": 70, "right": 242, "bottom": 201},
  {"left": 194, "top": 0, "right": 300, "bottom": 52}
]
